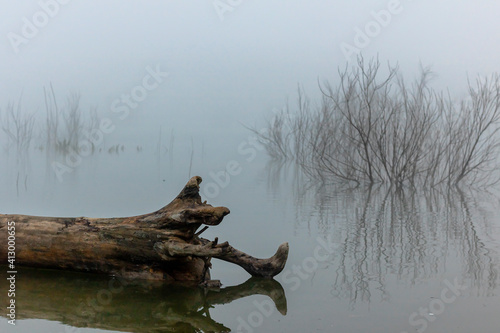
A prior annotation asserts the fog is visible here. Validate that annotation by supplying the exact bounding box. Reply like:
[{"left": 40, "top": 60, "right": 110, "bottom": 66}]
[
  {"left": 2, "top": 0, "right": 500, "bottom": 148},
  {"left": 2, "top": 2, "right": 500, "bottom": 333}
]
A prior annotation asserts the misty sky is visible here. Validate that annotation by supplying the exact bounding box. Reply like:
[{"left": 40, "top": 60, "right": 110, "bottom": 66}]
[{"left": 1, "top": 0, "right": 500, "bottom": 146}]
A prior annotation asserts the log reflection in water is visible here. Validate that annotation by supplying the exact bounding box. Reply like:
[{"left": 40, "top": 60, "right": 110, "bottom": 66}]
[{"left": 0, "top": 266, "right": 287, "bottom": 333}]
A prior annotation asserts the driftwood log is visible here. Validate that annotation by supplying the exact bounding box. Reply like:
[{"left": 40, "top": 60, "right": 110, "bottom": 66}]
[{"left": 0, "top": 176, "right": 289, "bottom": 283}]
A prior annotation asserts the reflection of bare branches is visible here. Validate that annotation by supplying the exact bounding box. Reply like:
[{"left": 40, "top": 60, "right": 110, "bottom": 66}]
[
  {"left": 269, "top": 167, "right": 499, "bottom": 305},
  {"left": 449, "top": 187, "right": 499, "bottom": 295}
]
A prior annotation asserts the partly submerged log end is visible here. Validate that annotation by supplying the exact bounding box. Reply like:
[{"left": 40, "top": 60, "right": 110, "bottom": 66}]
[
  {"left": 212, "top": 241, "right": 289, "bottom": 279},
  {"left": 0, "top": 176, "right": 289, "bottom": 283}
]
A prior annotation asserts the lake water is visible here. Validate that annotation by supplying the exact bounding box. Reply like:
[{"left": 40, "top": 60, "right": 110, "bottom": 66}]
[
  {"left": 3, "top": 1, "right": 500, "bottom": 332},
  {"left": 1, "top": 138, "right": 500, "bottom": 333}
]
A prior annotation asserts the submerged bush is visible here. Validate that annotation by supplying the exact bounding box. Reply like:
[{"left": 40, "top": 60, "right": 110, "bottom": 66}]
[
  {"left": 257, "top": 57, "right": 500, "bottom": 187},
  {"left": 43, "top": 85, "right": 100, "bottom": 155},
  {"left": 0, "top": 85, "right": 100, "bottom": 156},
  {"left": 0, "top": 97, "right": 35, "bottom": 154}
]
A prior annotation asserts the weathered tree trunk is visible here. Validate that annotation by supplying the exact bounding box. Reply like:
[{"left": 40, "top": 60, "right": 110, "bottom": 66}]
[{"left": 0, "top": 176, "right": 289, "bottom": 283}]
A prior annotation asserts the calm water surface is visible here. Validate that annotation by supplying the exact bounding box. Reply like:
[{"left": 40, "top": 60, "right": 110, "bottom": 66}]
[{"left": 1, "top": 141, "right": 500, "bottom": 333}]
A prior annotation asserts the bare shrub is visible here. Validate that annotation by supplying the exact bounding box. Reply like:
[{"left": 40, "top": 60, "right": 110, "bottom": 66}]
[
  {"left": 0, "top": 97, "right": 35, "bottom": 154},
  {"left": 257, "top": 57, "right": 500, "bottom": 187},
  {"left": 1, "top": 86, "right": 101, "bottom": 156},
  {"left": 43, "top": 86, "right": 100, "bottom": 155}
]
